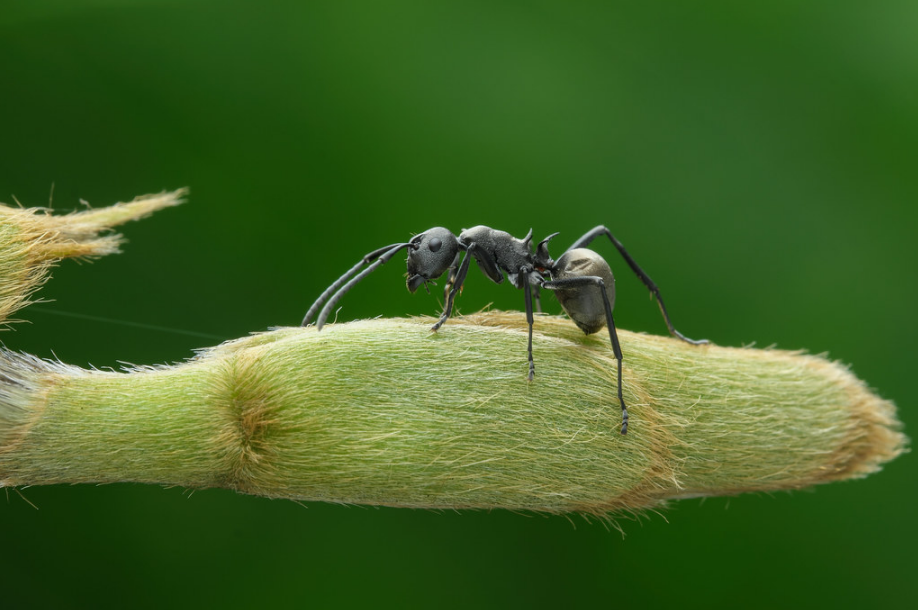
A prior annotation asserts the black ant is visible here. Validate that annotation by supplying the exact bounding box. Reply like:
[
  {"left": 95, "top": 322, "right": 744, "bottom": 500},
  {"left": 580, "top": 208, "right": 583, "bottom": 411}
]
[{"left": 302, "top": 225, "right": 708, "bottom": 434}]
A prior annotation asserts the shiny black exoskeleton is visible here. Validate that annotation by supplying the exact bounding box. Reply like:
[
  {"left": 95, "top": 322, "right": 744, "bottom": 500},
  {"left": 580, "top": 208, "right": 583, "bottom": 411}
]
[{"left": 302, "top": 225, "right": 708, "bottom": 434}]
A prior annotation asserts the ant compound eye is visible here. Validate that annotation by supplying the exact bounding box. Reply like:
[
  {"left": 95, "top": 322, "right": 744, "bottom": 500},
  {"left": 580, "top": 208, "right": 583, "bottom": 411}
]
[{"left": 428, "top": 237, "right": 442, "bottom": 252}]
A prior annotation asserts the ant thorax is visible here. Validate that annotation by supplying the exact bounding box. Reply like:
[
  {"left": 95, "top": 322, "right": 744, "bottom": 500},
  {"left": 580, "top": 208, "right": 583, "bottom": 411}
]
[{"left": 459, "top": 226, "right": 534, "bottom": 283}]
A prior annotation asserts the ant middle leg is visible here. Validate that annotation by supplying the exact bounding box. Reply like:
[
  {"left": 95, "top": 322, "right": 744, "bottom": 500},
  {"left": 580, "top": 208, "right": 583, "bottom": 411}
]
[{"left": 522, "top": 271, "right": 536, "bottom": 381}]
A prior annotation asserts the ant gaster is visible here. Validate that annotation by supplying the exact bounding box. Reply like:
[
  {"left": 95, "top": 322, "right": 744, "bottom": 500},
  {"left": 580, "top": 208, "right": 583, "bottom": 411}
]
[{"left": 302, "top": 226, "right": 708, "bottom": 434}]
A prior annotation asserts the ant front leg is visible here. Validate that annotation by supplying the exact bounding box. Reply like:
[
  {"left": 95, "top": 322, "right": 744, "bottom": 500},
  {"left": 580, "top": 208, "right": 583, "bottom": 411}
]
[
  {"left": 432, "top": 244, "right": 475, "bottom": 331},
  {"left": 443, "top": 253, "right": 460, "bottom": 304}
]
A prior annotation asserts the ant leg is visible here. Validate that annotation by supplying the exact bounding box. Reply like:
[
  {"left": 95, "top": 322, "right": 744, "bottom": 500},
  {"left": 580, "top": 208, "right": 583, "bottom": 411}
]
[
  {"left": 303, "top": 242, "right": 410, "bottom": 326},
  {"left": 567, "top": 226, "right": 708, "bottom": 345},
  {"left": 443, "top": 253, "right": 460, "bottom": 304},
  {"left": 314, "top": 242, "right": 413, "bottom": 330},
  {"left": 522, "top": 271, "right": 536, "bottom": 380},
  {"left": 542, "top": 276, "right": 628, "bottom": 434},
  {"left": 533, "top": 285, "right": 542, "bottom": 313},
  {"left": 432, "top": 244, "right": 476, "bottom": 331}
]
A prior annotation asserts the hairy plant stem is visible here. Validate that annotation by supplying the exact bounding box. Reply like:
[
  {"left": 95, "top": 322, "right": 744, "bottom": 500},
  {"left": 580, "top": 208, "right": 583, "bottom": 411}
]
[
  {"left": 0, "top": 189, "right": 186, "bottom": 323},
  {"left": 0, "top": 313, "right": 905, "bottom": 515}
]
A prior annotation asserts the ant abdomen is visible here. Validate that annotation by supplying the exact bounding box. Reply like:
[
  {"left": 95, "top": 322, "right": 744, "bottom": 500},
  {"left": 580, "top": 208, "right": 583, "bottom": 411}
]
[{"left": 550, "top": 248, "right": 615, "bottom": 335}]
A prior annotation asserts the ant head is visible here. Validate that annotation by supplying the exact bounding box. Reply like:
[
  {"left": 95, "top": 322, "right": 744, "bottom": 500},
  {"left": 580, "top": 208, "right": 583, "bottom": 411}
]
[
  {"left": 406, "top": 227, "right": 460, "bottom": 293},
  {"left": 534, "top": 232, "right": 559, "bottom": 272}
]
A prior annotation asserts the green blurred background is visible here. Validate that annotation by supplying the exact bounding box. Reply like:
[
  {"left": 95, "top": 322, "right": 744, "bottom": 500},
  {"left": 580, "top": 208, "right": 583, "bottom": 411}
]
[{"left": 1, "top": 1, "right": 915, "bottom": 608}]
